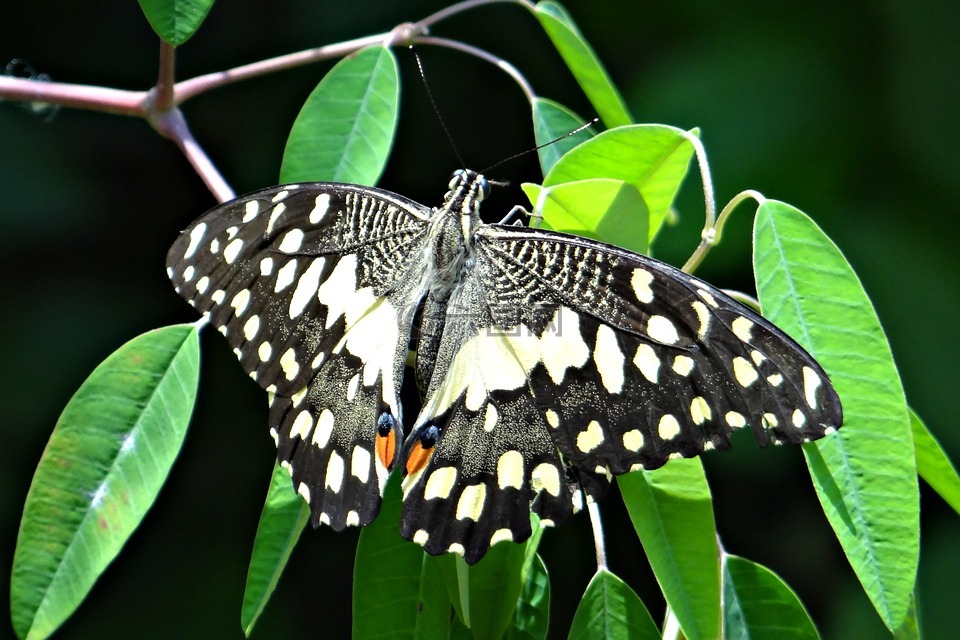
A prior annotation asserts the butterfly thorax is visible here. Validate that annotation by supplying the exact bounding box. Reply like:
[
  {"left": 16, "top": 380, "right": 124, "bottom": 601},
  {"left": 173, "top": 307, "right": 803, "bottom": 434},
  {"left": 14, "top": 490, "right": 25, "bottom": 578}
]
[
  {"left": 413, "top": 170, "right": 489, "bottom": 394},
  {"left": 423, "top": 170, "right": 487, "bottom": 295}
]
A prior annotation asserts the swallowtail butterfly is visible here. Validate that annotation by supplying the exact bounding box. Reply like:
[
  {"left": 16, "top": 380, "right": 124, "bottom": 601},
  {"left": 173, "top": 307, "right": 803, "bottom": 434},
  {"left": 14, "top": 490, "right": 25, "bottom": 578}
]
[{"left": 167, "top": 169, "right": 842, "bottom": 563}]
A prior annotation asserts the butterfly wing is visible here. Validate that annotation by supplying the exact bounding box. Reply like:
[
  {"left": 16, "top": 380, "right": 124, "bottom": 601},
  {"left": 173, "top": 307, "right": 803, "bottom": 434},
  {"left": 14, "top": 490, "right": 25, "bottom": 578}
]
[
  {"left": 400, "top": 223, "right": 842, "bottom": 563},
  {"left": 166, "top": 183, "right": 432, "bottom": 528}
]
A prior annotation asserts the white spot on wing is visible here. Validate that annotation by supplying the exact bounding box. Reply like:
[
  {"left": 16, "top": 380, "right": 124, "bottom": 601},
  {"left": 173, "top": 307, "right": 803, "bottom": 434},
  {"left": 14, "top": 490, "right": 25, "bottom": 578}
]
[
  {"left": 647, "top": 315, "right": 680, "bottom": 345},
  {"left": 260, "top": 257, "right": 274, "bottom": 276},
  {"left": 691, "top": 301, "right": 711, "bottom": 338},
  {"left": 184, "top": 223, "right": 206, "bottom": 259},
  {"left": 672, "top": 355, "right": 694, "bottom": 376},
  {"left": 733, "top": 357, "right": 759, "bottom": 387},
  {"left": 594, "top": 324, "right": 625, "bottom": 393},
  {"left": 658, "top": 414, "right": 681, "bottom": 440},
  {"left": 540, "top": 307, "right": 590, "bottom": 384},
  {"left": 280, "top": 348, "right": 299, "bottom": 381},
  {"left": 622, "top": 429, "right": 644, "bottom": 452},
  {"left": 242, "top": 200, "right": 260, "bottom": 222},
  {"left": 325, "top": 451, "right": 344, "bottom": 493},
  {"left": 243, "top": 315, "right": 260, "bottom": 341},
  {"left": 545, "top": 409, "right": 560, "bottom": 428},
  {"left": 230, "top": 289, "right": 251, "bottom": 316},
  {"left": 456, "top": 483, "right": 487, "bottom": 521},
  {"left": 309, "top": 193, "right": 331, "bottom": 224},
  {"left": 483, "top": 403, "right": 498, "bottom": 432},
  {"left": 531, "top": 463, "right": 560, "bottom": 497},
  {"left": 223, "top": 238, "right": 244, "bottom": 264},
  {"left": 298, "top": 482, "right": 311, "bottom": 503},
  {"left": 346, "top": 373, "right": 360, "bottom": 401},
  {"left": 289, "top": 258, "right": 326, "bottom": 319},
  {"left": 792, "top": 409, "right": 806, "bottom": 428},
  {"left": 290, "top": 410, "right": 313, "bottom": 440},
  {"left": 312, "top": 409, "right": 334, "bottom": 447},
  {"left": 633, "top": 343, "right": 661, "bottom": 383},
  {"left": 732, "top": 317, "right": 754, "bottom": 343},
  {"left": 424, "top": 467, "right": 458, "bottom": 500},
  {"left": 275, "top": 259, "right": 298, "bottom": 292},
  {"left": 725, "top": 411, "right": 747, "bottom": 428},
  {"left": 496, "top": 451, "right": 524, "bottom": 489},
  {"left": 576, "top": 420, "right": 604, "bottom": 453},
  {"left": 266, "top": 202, "right": 286, "bottom": 236},
  {"left": 278, "top": 228, "right": 305, "bottom": 254},
  {"left": 351, "top": 446, "right": 371, "bottom": 481},
  {"left": 803, "top": 366, "right": 821, "bottom": 408},
  {"left": 258, "top": 341, "right": 272, "bottom": 362},
  {"left": 690, "top": 397, "right": 712, "bottom": 425},
  {"left": 491, "top": 529, "right": 513, "bottom": 545},
  {"left": 631, "top": 268, "right": 654, "bottom": 303}
]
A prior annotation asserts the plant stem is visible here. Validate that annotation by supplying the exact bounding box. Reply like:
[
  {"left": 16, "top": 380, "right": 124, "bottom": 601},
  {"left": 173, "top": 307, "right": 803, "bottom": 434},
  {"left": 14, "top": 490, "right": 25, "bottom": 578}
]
[
  {"left": 682, "top": 189, "right": 766, "bottom": 275},
  {"left": 587, "top": 499, "right": 607, "bottom": 571},
  {"left": 0, "top": 75, "right": 143, "bottom": 115}
]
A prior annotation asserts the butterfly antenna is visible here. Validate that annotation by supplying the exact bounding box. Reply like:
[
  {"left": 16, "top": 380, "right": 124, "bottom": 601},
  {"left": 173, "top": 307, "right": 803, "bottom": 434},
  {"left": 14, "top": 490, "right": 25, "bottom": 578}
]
[
  {"left": 411, "top": 45, "right": 466, "bottom": 170},
  {"left": 482, "top": 117, "right": 599, "bottom": 175}
]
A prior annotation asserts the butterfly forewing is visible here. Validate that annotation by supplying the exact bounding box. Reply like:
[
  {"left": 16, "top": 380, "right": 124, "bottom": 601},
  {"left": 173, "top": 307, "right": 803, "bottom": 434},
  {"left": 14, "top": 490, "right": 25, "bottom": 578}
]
[{"left": 166, "top": 183, "right": 433, "bottom": 528}]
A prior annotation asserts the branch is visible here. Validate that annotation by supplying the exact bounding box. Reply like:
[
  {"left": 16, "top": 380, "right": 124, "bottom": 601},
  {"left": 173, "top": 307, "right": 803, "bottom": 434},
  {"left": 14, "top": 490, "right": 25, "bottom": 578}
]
[{"left": 0, "top": 75, "right": 144, "bottom": 116}]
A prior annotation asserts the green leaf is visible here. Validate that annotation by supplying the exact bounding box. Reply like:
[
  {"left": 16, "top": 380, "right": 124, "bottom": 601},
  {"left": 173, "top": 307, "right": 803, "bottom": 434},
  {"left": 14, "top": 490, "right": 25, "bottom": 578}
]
[
  {"left": 521, "top": 179, "right": 648, "bottom": 254},
  {"left": 240, "top": 462, "right": 310, "bottom": 637},
  {"left": 137, "top": 0, "right": 214, "bottom": 46},
  {"left": 753, "top": 200, "right": 918, "bottom": 630},
  {"left": 618, "top": 460, "right": 720, "bottom": 640},
  {"left": 531, "top": 97, "right": 595, "bottom": 175},
  {"left": 505, "top": 554, "right": 551, "bottom": 640},
  {"left": 10, "top": 324, "right": 199, "bottom": 640},
  {"left": 722, "top": 554, "right": 819, "bottom": 640},
  {"left": 542, "top": 125, "right": 694, "bottom": 243},
  {"left": 567, "top": 569, "right": 660, "bottom": 640},
  {"left": 449, "top": 537, "right": 529, "bottom": 640},
  {"left": 280, "top": 45, "right": 399, "bottom": 185},
  {"left": 532, "top": 2, "right": 632, "bottom": 128},
  {"left": 353, "top": 475, "right": 451, "bottom": 640},
  {"left": 911, "top": 408, "right": 960, "bottom": 516},
  {"left": 893, "top": 591, "right": 921, "bottom": 640}
]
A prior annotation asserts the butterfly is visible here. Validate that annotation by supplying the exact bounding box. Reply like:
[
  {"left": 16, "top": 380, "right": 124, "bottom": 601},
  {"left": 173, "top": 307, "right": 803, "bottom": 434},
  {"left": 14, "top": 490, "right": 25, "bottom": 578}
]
[{"left": 166, "top": 168, "right": 842, "bottom": 564}]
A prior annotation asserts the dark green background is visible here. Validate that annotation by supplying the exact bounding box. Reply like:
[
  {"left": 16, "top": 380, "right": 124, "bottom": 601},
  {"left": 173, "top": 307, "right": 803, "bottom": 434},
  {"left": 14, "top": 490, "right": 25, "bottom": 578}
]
[{"left": 2, "top": 1, "right": 957, "bottom": 638}]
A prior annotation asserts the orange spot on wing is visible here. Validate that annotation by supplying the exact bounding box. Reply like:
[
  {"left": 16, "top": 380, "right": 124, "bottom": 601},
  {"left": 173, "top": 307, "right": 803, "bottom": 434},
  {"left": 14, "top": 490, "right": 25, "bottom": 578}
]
[
  {"left": 404, "top": 440, "right": 434, "bottom": 477},
  {"left": 376, "top": 429, "right": 397, "bottom": 470}
]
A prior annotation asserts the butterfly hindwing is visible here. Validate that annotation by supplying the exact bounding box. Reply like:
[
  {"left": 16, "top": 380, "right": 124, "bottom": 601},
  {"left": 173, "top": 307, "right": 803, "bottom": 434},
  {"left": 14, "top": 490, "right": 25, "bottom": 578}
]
[
  {"left": 400, "top": 275, "right": 579, "bottom": 562},
  {"left": 167, "top": 183, "right": 433, "bottom": 527}
]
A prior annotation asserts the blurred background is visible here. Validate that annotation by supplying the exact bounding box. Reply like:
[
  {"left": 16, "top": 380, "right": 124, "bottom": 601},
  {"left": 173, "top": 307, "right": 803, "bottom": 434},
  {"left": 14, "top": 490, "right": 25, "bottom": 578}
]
[{"left": 2, "top": 1, "right": 957, "bottom": 637}]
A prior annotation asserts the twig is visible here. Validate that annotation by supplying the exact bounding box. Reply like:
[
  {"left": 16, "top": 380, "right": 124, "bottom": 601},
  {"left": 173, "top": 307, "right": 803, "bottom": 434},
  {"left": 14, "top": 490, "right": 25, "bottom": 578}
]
[
  {"left": 682, "top": 189, "right": 766, "bottom": 275},
  {"left": 419, "top": 0, "right": 536, "bottom": 29},
  {"left": 154, "top": 41, "right": 176, "bottom": 111},
  {"left": 151, "top": 107, "right": 234, "bottom": 202},
  {"left": 173, "top": 32, "right": 392, "bottom": 104},
  {"left": 0, "top": 75, "right": 143, "bottom": 116}
]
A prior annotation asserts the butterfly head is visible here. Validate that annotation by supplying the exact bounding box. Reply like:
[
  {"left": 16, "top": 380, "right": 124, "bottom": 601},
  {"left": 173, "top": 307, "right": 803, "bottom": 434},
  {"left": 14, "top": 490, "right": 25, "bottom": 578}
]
[{"left": 444, "top": 169, "right": 490, "bottom": 217}]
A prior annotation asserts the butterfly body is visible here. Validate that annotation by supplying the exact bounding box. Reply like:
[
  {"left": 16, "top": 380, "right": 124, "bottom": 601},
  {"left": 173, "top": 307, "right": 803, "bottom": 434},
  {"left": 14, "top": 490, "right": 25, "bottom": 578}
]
[{"left": 167, "top": 169, "right": 841, "bottom": 563}]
